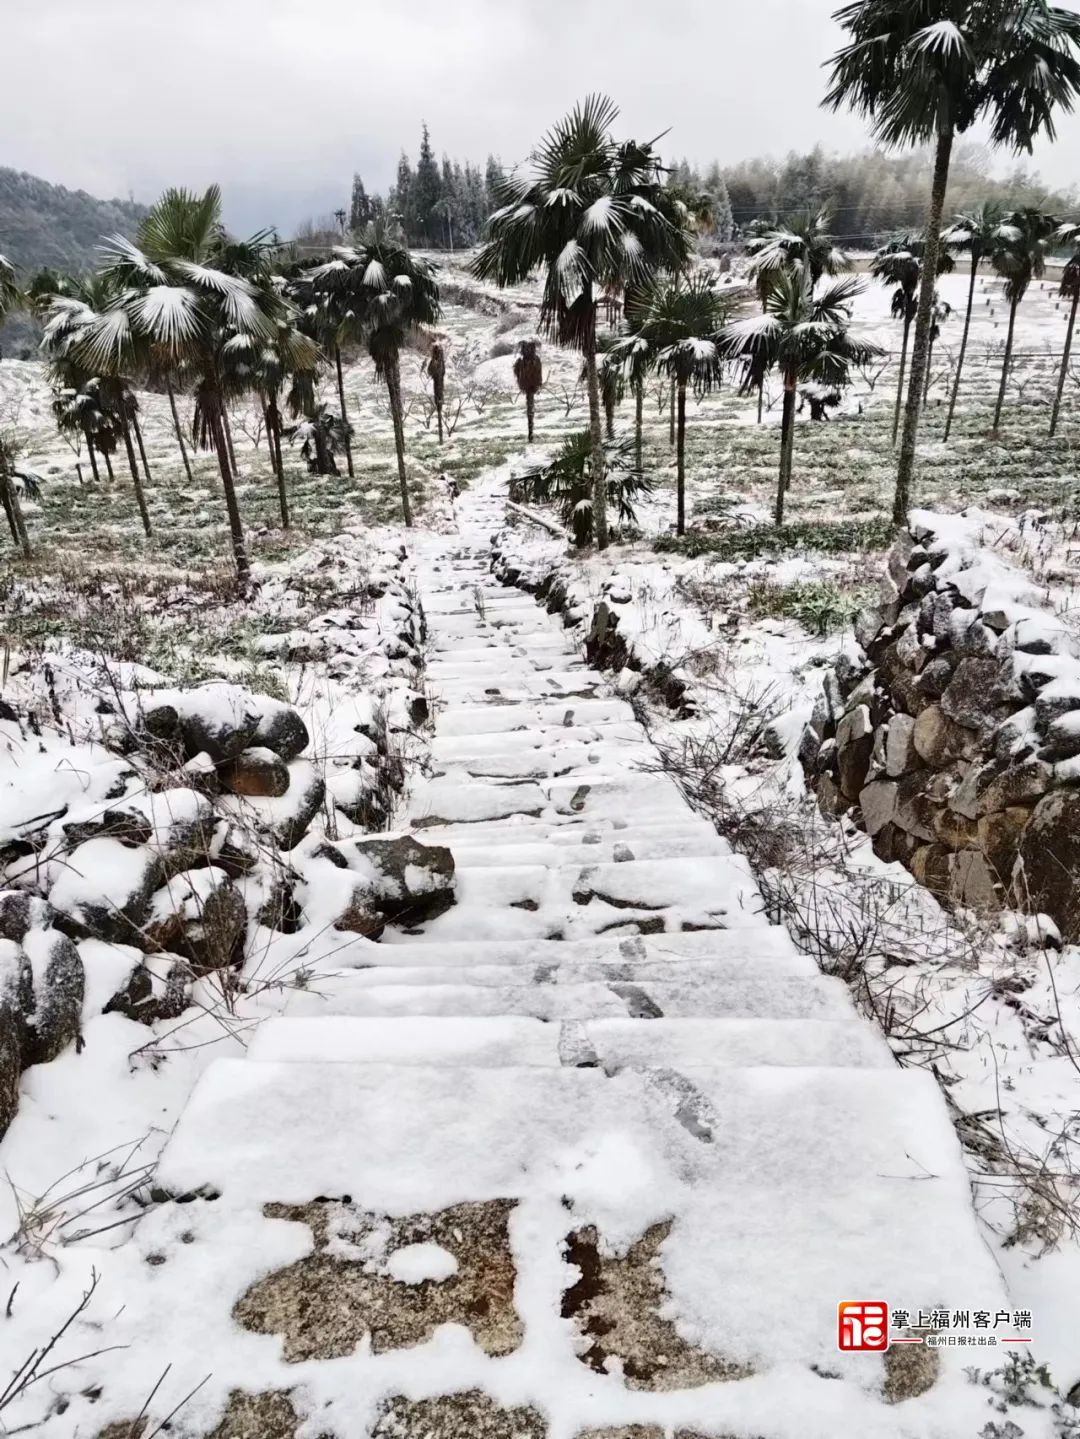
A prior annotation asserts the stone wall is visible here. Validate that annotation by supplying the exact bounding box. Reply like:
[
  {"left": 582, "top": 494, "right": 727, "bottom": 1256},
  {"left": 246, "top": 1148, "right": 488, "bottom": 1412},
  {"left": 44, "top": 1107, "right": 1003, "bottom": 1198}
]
[{"left": 801, "top": 511, "right": 1080, "bottom": 941}]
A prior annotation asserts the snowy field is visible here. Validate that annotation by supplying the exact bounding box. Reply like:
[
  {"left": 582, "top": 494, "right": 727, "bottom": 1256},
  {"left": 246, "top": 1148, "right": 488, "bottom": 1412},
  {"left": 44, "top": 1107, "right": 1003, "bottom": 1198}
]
[{"left": 3, "top": 254, "right": 1080, "bottom": 1438}]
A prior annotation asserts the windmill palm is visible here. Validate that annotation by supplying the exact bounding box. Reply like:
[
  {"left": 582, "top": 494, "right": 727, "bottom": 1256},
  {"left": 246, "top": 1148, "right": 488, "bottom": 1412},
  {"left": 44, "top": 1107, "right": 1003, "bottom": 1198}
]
[
  {"left": 513, "top": 339, "right": 543, "bottom": 443},
  {"left": 746, "top": 210, "right": 851, "bottom": 292},
  {"left": 593, "top": 334, "right": 626, "bottom": 442},
  {"left": 621, "top": 272, "right": 728, "bottom": 534},
  {"left": 39, "top": 286, "right": 154, "bottom": 535},
  {"left": 70, "top": 186, "right": 308, "bottom": 587},
  {"left": 0, "top": 254, "right": 20, "bottom": 331},
  {"left": 923, "top": 296, "right": 952, "bottom": 401},
  {"left": 1050, "top": 221, "right": 1080, "bottom": 438},
  {"left": 471, "top": 95, "right": 692, "bottom": 549},
  {"left": 308, "top": 223, "right": 439, "bottom": 527},
  {"left": 605, "top": 333, "right": 652, "bottom": 472},
  {"left": 990, "top": 207, "right": 1059, "bottom": 434},
  {"left": 425, "top": 341, "right": 447, "bottom": 444},
  {"left": 871, "top": 236, "right": 953, "bottom": 443},
  {"left": 825, "top": 0, "right": 1080, "bottom": 522},
  {"left": 941, "top": 202, "right": 1005, "bottom": 438},
  {"left": 721, "top": 270, "right": 882, "bottom": 526}
]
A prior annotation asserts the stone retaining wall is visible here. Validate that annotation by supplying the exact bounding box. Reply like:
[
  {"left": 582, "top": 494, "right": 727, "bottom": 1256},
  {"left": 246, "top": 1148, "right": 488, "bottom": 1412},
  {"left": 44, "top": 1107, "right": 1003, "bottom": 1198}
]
[{"left": 801, "top": 511, "right": 1080, "bottom": 940}]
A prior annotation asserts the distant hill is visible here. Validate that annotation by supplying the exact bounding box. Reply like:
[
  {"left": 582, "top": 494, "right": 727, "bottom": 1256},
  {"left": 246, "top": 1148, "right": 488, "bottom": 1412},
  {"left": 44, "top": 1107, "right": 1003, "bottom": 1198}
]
[{"left": 0, "top": 168, "right": 147, "bottom": 356}]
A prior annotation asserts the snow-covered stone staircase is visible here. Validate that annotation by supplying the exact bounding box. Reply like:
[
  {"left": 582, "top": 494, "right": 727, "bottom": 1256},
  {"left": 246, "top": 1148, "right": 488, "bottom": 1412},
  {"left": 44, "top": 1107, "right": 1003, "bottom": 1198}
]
[{"left": 119, "top": 519, "right": 1009, "bottom": 1438}]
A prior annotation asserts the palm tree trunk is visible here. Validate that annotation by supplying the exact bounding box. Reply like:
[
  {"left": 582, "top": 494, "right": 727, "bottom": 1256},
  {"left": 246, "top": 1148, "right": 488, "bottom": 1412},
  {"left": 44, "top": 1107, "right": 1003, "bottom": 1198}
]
[
  {"left": 893, "top": 316, "right": 912, "bottom": 445},
  {"left": 263, "top": 401, "right": 289, "bottom": 528},
  {"left": 222, "top": 409, "right": 238, "bottom": 476},
  {"left": 894, "top": 126, "right": 954, "bottom": 525},
  {"left": 120, "top": 415, "right": 153, "bottom": 537},
  {"left": 270, "top": 401, "right": 286, "bottom": 480},
  {"left": 676, "top": 379, "right": 688, "bottom": 536},
  {"left": 525, "top": 390, "right": 535, "bottom": 443},
  {"left": 132, "top": 414, "right": 153, "bottom": 485},
  {"left": 604, "top": 388, "right": 615, "bottom": 442},
  {"left": 776, "top": 375, "right": 798, "bottom": 528},
  {"left": 582, "top": 310, "right": 608, "bottom": 551},
  {"left": 923, "top": 331, "right": 936, "bottom": 403},
  {"left": 166, "top": 377, "right": 195, "bottom": 483},
  {"left": 945, "top": 256, "right": 978, "bottom": 441},
  {"left": 0, "top": 464, "right": 31, "bottom": 557},
  {"left": 385, "top": 350, "right": 413, "bottom": 528},
  {"left": 334, "top": 345, "right": 356, "bottom": 478},
  {"left": 103, "top": 449, "right": 116, "bottom": 483},
  {"left": 757, "top": 378, "right": 765, "bottom": 425},
  {"left": 669, "top": 376, "right": 676, "bottom": 445},
  {"left": 83, "top": 424, "right": 101, "bottom": 484},
  {"left": 993, "top": 296, "right": 1020, "bottom": 436},
  {"left": 1050, "top": 288, "right": 1079, "bottom": 439},
  {"left": 634, "top": 378, "right": 644, "bottom": 473},
  {"left": 436, "top": 395, "right": 444, "bottom": 445},
  {"left": 209, "top": 405, "right": 252, "bottom": 590}
]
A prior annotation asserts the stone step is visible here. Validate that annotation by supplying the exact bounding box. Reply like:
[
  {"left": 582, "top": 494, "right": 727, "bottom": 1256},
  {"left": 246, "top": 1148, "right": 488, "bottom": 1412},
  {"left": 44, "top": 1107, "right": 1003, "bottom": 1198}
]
[
  {"left": 430, "top": 670, "right": 608, "bottom": 703},
  {"left": 429, "top": 634, "right": 576, "bottom": 658},
  {"left": 247, "top": 1015, "right": 894, "bottom": 1068},
  {"left": 274, "top": 975, "right": 851, "bottom": 1020},
  {"left": 434, "top": 697, "right": 635, "bottom": 736},
  {"left": 413, "top": 855, "right": 765, "bottom": 940},
  {"left": 426, "top": 656, "right": 588, "bottom": 679},
  {"left": 427, "top": 741, "right": 643, "bottom": 781},
  {"left": 420, "top": 828, "right": 733, "bottom": 867},
  {"left": 432, "top": 815, "right": 723, "bottom": 847},
  {"left": 370, "top": 928, "right": 806, "bottom": 969},
  {"left": 408, "top": 774, "right": 692, "bottom": 828},
  {"left": 430, "top": 721, "right": 644, "bottom": 756},
  {"left": 148, "top": 1058, "right": 1005, "bottom": 1430}
]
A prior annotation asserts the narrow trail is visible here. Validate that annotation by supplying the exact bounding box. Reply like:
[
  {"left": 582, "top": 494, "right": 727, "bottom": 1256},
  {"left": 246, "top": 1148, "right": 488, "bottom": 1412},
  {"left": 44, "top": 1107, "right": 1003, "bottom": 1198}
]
[{"left": 129, "top": 482, "right": 1009, "bottom": 1438}]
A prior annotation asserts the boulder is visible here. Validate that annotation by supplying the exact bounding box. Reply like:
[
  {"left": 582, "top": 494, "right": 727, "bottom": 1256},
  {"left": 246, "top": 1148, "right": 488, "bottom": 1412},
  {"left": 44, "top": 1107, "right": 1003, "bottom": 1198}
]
[
  {"left": 836, "top": 705, "right": 874, "bottom": 801},
  {"left": 1015, "top": 792, "right": 1080, "bottom": 942},
  {"left": 932, "top": 806, "right": 978, "bottom": 851},
  {"left": 347, "top": 836, "right": 456, "bottom": 925},
  {"left": 859, "top": 780, "right": 897, "bottom": 837},
  {"left": 978, "top": 760, "right": 1052, "bottom": 816},
  {"left": 61, "top": 807, "right": 153, "bottom": 851},
  {"left": 252, "top": 702, "right": 310, "bottom": 762},
  {"left": 273, "top": 765, "right": 326, "bottom": 851},
  {"left": 221, "top": 748, "right": 291, "bottom": 799},
  {"left": 892, "top": 773, "right": 936, "bottom": 841},
  {"left": 142, "top": 684, "right": 261, "bottom": 763},
  {"left": 885, "top": 715, "right": 919, "bottom": 777},
  {"left": 915, "top": 656, "right": 957, "bottom": 701},
  {"left": 913, "top": 705, "right": 977, "bottom": 768},
  {"left": 48, "top": 839, "right": 163, "bottom": 946},
  {"left": 103, "top": 956, "right": 190, "bottom": 1025},
  {"left": 0, "top": 891, "right": 54, "bottom": 944},
  {"left": 949, "top": 849, "right": 1001, "bottom": 913},
  {"left": 0, "top": 943, "right": 26, "bottom": 1140},
  {"left": 911, "top": 844, "right": 951, "bottom": 896},
  {"left": 976, "top": 807, "right": 1030, "bottom": 882},
  {"left": 143, "top": 868, "right": 247, "bottom": 973},
  {"left": 21, "top": 928, "right": 84, "bottom": 1066},
  {"left": 938, "top": 659, "right": 1008, "bottom": 731}
]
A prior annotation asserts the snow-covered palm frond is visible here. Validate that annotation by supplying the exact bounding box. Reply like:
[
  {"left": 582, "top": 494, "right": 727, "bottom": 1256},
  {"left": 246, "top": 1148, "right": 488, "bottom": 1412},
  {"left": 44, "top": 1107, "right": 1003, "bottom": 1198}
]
[
  {"left": 130, "top": 285, "right": 203, "bottom": 346},
  {"left": 71, "top": 306, "right": 136, "bottom": 372},
  {"left": 172, "top": 261, "right": 256, "bottom": 301},
  {"left": 363, "top": 259, "right": 387, "bottom": 290},
  {"left": 908, "top": 20, "right": 971, "bottom": 58},
  {"left": 98, "top": 236, "right": 168, "bottom": 286}
]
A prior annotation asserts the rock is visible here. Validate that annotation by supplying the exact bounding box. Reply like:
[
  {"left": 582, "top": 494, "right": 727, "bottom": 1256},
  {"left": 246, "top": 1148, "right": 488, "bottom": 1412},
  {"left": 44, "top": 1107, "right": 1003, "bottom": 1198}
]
[
  {"left": 859, "top": 780, "right": 898, "bottom": 837},
  {"left": 21, "top": 928, "right": 84, "bottom": 1066},
  {"left": 0, "top": 944, "right": 26, "bottom": 1140},
  {"left": 835, "top": 651, "right": 869, "bottom": 698},
  {"left": 911, "top": 844, "right": 951, "bottom": 895},
  {"left": 939, "top": 659, "right": 1009, "bottom": 733},
  {"left": 950, "top": 849, "right": 1001, "bottom": 913},
  {"left": 877, "top": 639, "right": 930, "bottom": 716},
  {"left": 143, "top": 685, "right": 261, "bottom": 763},
  {"left": 142, "top": 702, "right": 181, "bottom": 744},
  {"left": 349, "top": 836, "right": 456, "bottom": 925},
  {"left": 952, "top": 615, "right": 997, "bottom": 658},
  {"left": 871, "top": 822, "right": 919, "bottom": 867},
  {"left": 836, "top": 705, "right": 874, "bottom": 801},
  {"left": 334, "top": 893, "right": 385, "bottom": 939},
  {"left": 143, "top": 868, "right": 247, "bottom": 973},
  {"left": 1040, "top": 712, "right": 1080, "bottom": 763},
  {"left": 61, "top": 807, "right": 153, "bottom": 851},
  {"left": 1034, "top": 683, "right": 1080, "bottom": 732},
  {"left": 48, "top": 839, "right": 163, "bottom": 946},
  {"left": 103, "top": 956, "right": 189, "bottom": 1025},
  {"left": 273, "top": 766, "right": 326, "bottom": 851},
  {"left": 252, "top": 703, "right": 310, "bottom": 762},
  {"left": 221, "top": 747, "right": 291, "bottom": 798},
  {"left": 797, "top": 724, "right": 821, "bottom": 771},
  {"left": 913, "top": 705, "right": 977, "bottom": 769},
  {"left": 992, "top": 709, "right": 1038, "bottom": 767},
  {"left": 0, "top": 891, "right": 53, "bottom": 943},
  {"left": 1015, "top": 792, "right": 1080, "bottom": 941},
  {"left": 815, "top": 774, "right": 848, "bottom": 818},
  {"left": 932, "top": 806, "right": 978, "bottom": 851},
  {"left": 892, "top": 773, "right": 936, "bottom": 841},
  {"left": 894, "top": 624, "right": 928, "bottom": 673},
  {"left": 976, "top": 807, "right": 1030, "bottom": 882},
  {"left": 978, "top": 759, "right": 1052, "bottom": 815},
  {"left": 916, "top": 656, "right": 957, "bottom": 700},
  {"left": 855, "top": 606, "right": 881, "bottom": 652},
  {"left": 885, "top": 715, "right": 919, "bottom": 777}
]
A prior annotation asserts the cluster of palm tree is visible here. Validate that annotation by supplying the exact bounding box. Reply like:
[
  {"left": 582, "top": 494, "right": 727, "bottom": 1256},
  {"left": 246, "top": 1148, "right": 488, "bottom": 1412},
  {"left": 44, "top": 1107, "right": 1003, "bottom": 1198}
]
[
  {"left": 1, "top": 189, "right": 443, "bottom": 575},
  {"left": 825, "top": 0, "right": 1080, "bottom": 522}
]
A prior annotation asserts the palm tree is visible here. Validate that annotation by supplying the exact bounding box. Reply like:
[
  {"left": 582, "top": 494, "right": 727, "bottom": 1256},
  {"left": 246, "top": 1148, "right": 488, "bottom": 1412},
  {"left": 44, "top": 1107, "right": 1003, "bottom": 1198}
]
[
  {"left": 595, "top": 334, "right": 625, "bottom": 441},
  {"left": 721, "top": 270, "right": 882, "bottom": 526},
  {"left": 425, "top": 341, "right": 447, "bottom": 444},
  {"left": 1050, "top": 221, "right": 1080, "bottom": 438},
  {"left": 623, "top": 272, "right": 727, "bottom": 534},
  {"left": 825, "top": 0, "right": 1080, "bottom": 523},
  {"left": 746, "top": 211, "right": 851, "bottom": 290},
  {"left": 941, "top": 202, "right": 1005, "bottom": 439},
  {"left": 308, "top": 223, "right": 439, "bottom": 527},
  {"left": 0, "top": 255, "right": 20, "bottom": 332},
  {"left": 513, "top": 339, "right": 543, "bottom": 442},
  {"left": 472, "top": 95, "right": 691, "bottom": 550},
  {"left": 991, "top": 207, "right": 1059, "bottom": 434},
  {"left": 512, "top": 430, "right": 653, "bottom": 547},
  {"left": 923, "top": 296, "right": 952, "bottom": 401},
  {"left": 871, "top": 237, "right": 952, "bottom": 443},
  {"left": 39, "top": 287, "right": 154, "bottom": 536},
  {"left": 71, "top": 186, "right": 310, "bottom": 588}
]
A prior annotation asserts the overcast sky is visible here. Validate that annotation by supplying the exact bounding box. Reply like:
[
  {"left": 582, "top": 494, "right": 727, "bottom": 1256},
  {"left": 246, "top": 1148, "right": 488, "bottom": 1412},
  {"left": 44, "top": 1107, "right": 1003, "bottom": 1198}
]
[{"left": 6, "top": 0, "right": 1080, "bottom": 235}]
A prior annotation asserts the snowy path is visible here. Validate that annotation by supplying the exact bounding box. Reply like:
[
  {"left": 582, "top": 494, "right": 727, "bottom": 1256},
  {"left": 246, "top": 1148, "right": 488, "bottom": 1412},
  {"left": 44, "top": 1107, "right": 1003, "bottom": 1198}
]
[{"left": 73, "top": 487, "right": 1014, "bottom": 1439}]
